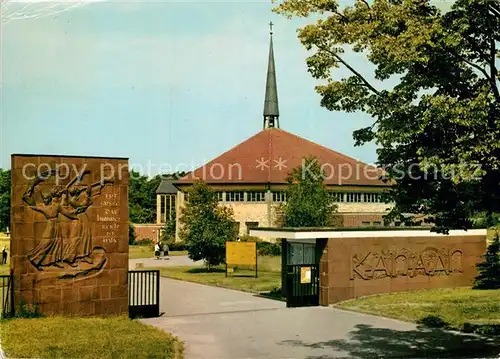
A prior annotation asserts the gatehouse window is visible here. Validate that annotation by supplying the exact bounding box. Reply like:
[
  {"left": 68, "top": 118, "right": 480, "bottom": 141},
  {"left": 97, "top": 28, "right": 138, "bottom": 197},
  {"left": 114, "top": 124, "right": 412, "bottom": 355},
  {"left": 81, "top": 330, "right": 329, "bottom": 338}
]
[
  {"left": 227, "top": 191, "right": 245, "bottom": 202},
  {"left": 248, "top": 191, "right": 266, "bottom": 202}
]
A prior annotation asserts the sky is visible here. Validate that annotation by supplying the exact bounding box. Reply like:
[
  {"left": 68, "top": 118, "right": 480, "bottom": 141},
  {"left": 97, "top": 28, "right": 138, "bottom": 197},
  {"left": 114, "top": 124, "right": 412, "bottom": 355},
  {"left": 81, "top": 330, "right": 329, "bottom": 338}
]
[{"left": 0, "top": 0, "right": 454, "bottom": 176}]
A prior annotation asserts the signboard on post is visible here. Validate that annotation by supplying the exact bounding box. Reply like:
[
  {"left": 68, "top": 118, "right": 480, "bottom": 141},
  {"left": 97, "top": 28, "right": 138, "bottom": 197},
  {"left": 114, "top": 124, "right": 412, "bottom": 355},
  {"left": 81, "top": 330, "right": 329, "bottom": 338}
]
[{"left": 226, "top": 241, "right": 258, "bottom": 278}]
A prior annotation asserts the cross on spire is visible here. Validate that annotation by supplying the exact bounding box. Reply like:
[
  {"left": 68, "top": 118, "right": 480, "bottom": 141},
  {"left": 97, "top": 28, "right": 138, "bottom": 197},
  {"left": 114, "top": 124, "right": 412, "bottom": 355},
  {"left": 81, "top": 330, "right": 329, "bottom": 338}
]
[{"left": 269, "top": 21, "right": 274, "bottom": 35}]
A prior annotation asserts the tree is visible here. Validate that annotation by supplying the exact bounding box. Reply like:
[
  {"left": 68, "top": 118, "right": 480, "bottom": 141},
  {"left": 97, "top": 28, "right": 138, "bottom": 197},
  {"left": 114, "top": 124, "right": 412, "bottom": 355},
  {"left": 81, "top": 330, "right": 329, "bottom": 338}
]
[
  {"left": 473, "top": 234, "right": 500, "bottom": 289},
  {"left": 0, "top": 169, "right": 11, "bottom": 232},
  {"left": 161, "top": 211, "right": 176, "bottom": 244},
  {"left": 129, "top": 170, "right": 155, "bottom": 223},
  {"left": 277, "top": 156, "right": 338, "bottom": 227},
  {"left": 273, "top": 0, "right": 500, "bottom": 233},
  {"left": 129, "top": 222, "right": 136, "bottom": 245},
  {"left": 179, "top": 180, "right": 235, "bottom": 270}
]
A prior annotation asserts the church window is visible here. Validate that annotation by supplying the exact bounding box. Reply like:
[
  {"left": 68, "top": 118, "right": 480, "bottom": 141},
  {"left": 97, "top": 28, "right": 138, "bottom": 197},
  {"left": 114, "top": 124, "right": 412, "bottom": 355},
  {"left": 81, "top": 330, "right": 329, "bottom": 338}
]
[
  {"left": 365, "top": 193, "right": 381, "bottom": 203},
  {"left": 272, "top": 191, "right": 287, "bottom": 202},
  {"left": 227, "top": 191, "right": 245, "bottom": 202},
  {"left": 248, "top": 191, "right": 266, "bottom": 202},
  {"left": 165, "top": 195, "right": 171, "bottom": 222},
  {"left": 160, "top": 195, "right": 166, "bottom": 223},
  {"left": 329, "top": 192, "right": 345, "bottom": 202}
]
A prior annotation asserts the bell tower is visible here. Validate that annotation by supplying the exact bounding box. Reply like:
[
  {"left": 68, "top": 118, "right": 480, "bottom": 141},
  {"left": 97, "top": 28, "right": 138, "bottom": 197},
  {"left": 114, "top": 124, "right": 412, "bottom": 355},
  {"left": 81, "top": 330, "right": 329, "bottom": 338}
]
[{"left": 263, "top": 21, "right": 279, "bottom": 129}]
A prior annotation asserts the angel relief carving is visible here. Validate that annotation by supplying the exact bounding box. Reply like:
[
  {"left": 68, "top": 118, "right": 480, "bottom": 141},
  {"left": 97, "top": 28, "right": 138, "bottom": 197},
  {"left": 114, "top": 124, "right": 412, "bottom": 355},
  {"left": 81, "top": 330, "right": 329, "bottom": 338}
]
[{"left": 22, "top": 169, "right": 114, "bottom": 279}]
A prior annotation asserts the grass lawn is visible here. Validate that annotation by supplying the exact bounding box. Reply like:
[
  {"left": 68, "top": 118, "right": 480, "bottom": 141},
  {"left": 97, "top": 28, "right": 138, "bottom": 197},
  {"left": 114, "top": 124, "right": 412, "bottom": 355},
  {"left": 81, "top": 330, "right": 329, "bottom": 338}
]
[
  {"left": 336, "top": 288, "right": 500, "bottom": 334},
  {"left": 129, "top": 245, "right": 187, "bottom": 259},
  {"left": 1, "top": 316, "right": 184, "bottom": 359},
  {"left": 155, "top": 255, "right": 282, "bottom": 294}
]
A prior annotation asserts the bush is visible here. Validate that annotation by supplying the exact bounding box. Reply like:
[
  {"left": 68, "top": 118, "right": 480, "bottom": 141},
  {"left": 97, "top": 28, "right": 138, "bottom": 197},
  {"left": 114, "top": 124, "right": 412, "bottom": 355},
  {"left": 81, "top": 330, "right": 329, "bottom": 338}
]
[
  {"left": 129, "top": 223, "right": 136, "bottom": 245},
  {"left": 239, "top": 235, "right": 261, "bottom": 242},
  {"left": 473, "top": 234, "right": 500, "bottom": 289},
  {"left": 257, "top": 242, "right": 281, "bottom": 256},
  {"left": 169, "top": 242, "right": 187, "bottom": 251},
  {"left": 416, "top": 315, "right": 449, "bottom": 329},
  {"left": 463, "top": 322, "right": 500, "bottom": 336}
]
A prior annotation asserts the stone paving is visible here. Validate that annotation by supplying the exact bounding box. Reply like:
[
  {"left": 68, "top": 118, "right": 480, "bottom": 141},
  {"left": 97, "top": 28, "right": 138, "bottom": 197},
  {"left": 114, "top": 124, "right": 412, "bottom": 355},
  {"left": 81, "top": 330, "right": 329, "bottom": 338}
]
[{"left": 141, "top": 277, "right": 500, "bottom": 359}]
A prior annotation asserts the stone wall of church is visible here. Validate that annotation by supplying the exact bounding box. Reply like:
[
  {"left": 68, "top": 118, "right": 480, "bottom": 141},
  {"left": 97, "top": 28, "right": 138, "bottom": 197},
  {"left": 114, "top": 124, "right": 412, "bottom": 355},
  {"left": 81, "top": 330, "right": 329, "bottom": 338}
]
[
  {"left": 133, "top": 223, "right": 162, "bottom": 243},
  {"left": 337, "top": 202, "right": 392, "bottom": 213},
  {"left": 225, "top": 202, "right": 270, "bottom": 236}
]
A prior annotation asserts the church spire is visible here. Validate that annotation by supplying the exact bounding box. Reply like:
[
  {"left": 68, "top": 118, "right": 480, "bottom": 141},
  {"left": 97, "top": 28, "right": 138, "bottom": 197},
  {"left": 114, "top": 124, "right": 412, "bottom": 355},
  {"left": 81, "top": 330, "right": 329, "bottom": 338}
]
[{"left": 263, "top": 21, "right": 279, "bottom": 129}]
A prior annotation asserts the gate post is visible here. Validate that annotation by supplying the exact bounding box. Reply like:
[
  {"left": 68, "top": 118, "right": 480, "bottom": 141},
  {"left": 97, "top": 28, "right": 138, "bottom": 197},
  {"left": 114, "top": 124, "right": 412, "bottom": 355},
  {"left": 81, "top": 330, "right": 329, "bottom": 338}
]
[
  {"left": 281, "top": 238, "right": 287, "bottom": 298},
  {"left": 10, "top": 269, "right": 14, "bottom": 317},
  {"left": 155, "top": 271, "right": 160, "bottom": 316}
]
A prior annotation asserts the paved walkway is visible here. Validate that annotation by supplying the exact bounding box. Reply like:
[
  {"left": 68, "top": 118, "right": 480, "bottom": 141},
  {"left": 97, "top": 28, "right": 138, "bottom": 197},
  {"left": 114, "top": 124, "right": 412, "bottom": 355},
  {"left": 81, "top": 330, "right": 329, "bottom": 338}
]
[
  {"left": 129, "top": 255, "right": 202, "bottom": 270},
  {"left": 141, "top": 278, "right": 500, "bottom": 359}
]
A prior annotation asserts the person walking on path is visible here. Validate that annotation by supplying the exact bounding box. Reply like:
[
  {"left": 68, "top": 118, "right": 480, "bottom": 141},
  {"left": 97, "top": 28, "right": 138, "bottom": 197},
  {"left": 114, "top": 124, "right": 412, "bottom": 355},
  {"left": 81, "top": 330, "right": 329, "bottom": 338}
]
[
  {"left": 154, "top": 243, "right": 160, "bottom": 260},
  {"left": 1, "top": 247, "right": 7, "bottom": 265}
]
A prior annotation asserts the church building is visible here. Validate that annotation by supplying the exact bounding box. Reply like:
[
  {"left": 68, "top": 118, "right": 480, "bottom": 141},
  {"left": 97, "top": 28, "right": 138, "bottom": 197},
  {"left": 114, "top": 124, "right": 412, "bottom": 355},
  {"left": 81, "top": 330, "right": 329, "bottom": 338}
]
[{"left": 156, "top": 26, "right": 395, "bottom": 241}]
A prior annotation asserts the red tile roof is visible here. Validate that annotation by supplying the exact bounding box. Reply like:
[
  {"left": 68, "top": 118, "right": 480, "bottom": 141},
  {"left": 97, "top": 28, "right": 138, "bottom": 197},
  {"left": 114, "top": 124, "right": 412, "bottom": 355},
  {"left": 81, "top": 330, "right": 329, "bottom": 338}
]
[{"left": 177, "top": 128, "right": 388, "bottom": 186}]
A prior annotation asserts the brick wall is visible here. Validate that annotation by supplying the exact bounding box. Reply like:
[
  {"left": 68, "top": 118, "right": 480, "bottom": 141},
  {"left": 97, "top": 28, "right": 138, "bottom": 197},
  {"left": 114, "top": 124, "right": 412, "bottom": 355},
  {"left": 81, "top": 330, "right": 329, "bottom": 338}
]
[
  {"left": 133, "top": 224, "right": 163, "bottom": 243},
  {"left": 10, "top": 154, "right": 129, "bottom": 317},
  {"left": 341, "top": 214, "right": 386, "bottom": 227},
  {"left": 337, "top": 202, "right": 392, "bottom": 213}
]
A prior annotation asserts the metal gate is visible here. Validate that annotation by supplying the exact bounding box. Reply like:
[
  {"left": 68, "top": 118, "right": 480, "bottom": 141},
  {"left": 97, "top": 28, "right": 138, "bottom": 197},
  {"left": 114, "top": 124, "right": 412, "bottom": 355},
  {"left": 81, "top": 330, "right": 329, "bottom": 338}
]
[
  {"left": 286, "top": 264, "right": 320, "bottom": 307},
  {"left": 1, "top": 271, "right": 14, "bottom": 318},
  {"left": 128, "top": 270, "right": 160, "bottom": 319},
  {"left": 282, "top": 241, "right": 320, "bottom": 308}
]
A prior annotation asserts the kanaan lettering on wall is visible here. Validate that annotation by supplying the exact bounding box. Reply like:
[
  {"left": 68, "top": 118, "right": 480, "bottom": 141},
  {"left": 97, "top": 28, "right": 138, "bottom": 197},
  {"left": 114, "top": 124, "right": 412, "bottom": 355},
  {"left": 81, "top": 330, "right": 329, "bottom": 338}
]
[{"left": 350, "top": 247, "right": 464, "bottom": 280}]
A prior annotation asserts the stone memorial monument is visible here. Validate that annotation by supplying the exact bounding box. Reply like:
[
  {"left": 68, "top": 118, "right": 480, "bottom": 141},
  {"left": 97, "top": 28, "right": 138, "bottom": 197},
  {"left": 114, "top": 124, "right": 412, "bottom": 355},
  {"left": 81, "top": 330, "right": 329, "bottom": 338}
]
[{"left": 10, "top": 154, "right": 129, "bottom": 316}]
